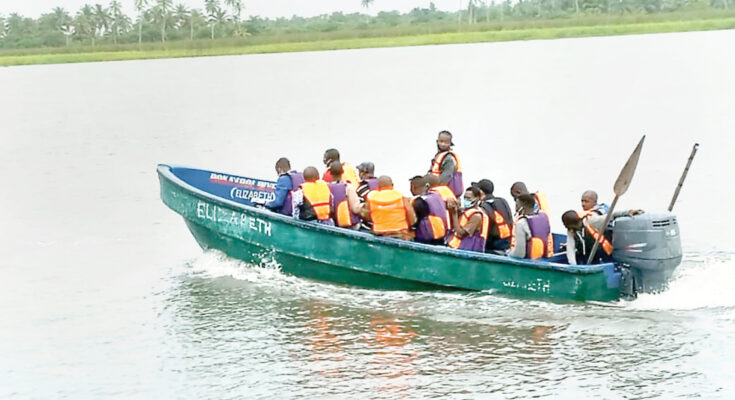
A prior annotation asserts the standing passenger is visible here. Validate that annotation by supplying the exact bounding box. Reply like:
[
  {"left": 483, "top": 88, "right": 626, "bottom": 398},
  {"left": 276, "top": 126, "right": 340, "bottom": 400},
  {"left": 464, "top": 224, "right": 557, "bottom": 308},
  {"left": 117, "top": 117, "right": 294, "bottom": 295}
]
[
  {"left": 364, "top": 176, "right": 416, "bottom": 240},
  {"left": 447, "top": 186, "right": 489, "bottom": 253},
  {"left": 328, "top": 162, "right": 362, "bottom": 230},
  {"left": 322, "top": 148, "right": 359, "bottom": 188},
  {"left": 409, "top": 175, "right": 448, "bottom": 245},
  {"left": 428, "top": 130, "right": 463, "bottom": 197},
  {"left": 509, "top": 194, "right": 553, "bottom": 260},
  {"left": 292, "top": 166, "right": 334, "bottom": 226},
  {"left": 265, "top": 157, "right": 305, "bottom": 216}
]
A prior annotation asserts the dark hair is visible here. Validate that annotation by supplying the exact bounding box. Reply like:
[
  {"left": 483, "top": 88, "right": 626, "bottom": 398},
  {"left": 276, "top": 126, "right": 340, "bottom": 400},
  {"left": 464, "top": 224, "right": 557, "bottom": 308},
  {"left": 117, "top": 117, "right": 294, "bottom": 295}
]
[
  {"left": 517, "top": 193, "right": 536, "bottom": 210},
  {"left": 275, "top": 157, "right": 290, "bottom": 171},
  {"left": 329, "top": 161, "right": 343, "bottom": 177},
  {"left": 466, "top": 185, "right": 482, "bottom": 199},
  {"left": 477, "top": 179, "right": 494, "bottom": 195},
  {"left": 438, "top": 130, "right": 452, "bottom": 140},
  {"left": 324, "top": 148, "right": 340, "bottom": 162}
]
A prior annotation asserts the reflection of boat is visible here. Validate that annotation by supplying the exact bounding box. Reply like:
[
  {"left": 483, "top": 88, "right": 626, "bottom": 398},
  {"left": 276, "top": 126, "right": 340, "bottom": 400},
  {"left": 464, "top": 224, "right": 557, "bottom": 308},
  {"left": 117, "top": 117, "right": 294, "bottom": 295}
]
[{"left": 157, "top": 165, "right": 680, "bottom": 302}]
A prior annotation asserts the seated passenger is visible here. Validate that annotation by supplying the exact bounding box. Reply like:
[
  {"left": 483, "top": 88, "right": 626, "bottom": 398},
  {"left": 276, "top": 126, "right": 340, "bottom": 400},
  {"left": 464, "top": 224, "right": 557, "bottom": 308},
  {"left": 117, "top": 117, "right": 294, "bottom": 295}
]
[
  {"left": 409, "top": 175, "right": 448, "bottom": 245},
  {"left": 291, "top": 166, "right": 334, "bottom": 226},
  {"left": 364, "top": 176, "right": 416, "bottom": 240},
  {"left": 265, "top": 157, "right": 304, "bottom": 215},
  {"left": 580, "top": 190, "right": 610, "bottom": 217},
  {"left": 562, "top": 208, "right": 643, "bottom": 265},
  {"left": 447, "top": 185, "right": 489, "bottom": 253},
  {"left": 428, "top": 130, "right": 464, "bottom": 197},
  {"left": 356, "top": 161, "right": 378, "bottom": 201},
  {"left": 510, "top": 181, "right": 549, "bottom": 215},
  {"left": 328, "top": 162, "right": 362, "bottom": 230},
  {"left": 509, "top": 194, "right": 553, "bottom": 260},
  {"left": 474, "top": 179, "right": 514, "bottom": 253},
  {"left": 321, "top": 148, "right": 359, "bottom": 188},
  {"left": 426, "top": 173, "right": 457, "bottom": 204}
]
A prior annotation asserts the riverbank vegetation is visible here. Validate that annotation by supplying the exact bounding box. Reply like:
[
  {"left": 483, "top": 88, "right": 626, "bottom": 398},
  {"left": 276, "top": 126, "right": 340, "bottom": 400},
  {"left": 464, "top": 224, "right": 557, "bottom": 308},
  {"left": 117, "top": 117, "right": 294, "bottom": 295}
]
[{"left": 1, "top": 1, "right": 734, "bottom": 66}]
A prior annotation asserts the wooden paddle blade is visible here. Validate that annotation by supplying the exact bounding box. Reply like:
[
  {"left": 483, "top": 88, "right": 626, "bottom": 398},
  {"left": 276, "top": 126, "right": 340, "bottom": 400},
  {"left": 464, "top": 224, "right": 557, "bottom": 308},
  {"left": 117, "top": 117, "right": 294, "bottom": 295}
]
[{"left": 613, "top": 135, "right": 645, "bottom": 196}]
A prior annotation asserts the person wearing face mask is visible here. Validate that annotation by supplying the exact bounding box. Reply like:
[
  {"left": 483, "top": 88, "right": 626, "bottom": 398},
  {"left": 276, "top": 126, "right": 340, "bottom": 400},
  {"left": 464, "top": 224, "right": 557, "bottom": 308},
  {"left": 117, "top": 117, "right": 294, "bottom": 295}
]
[
  {"left": 446, "top": 185, "right": 489, "bottom": 253},
  {"left": 321, "top": 148, "right": 359, "bottom": 188},
  {"left": 509, "top": 194, "right": 553, "bottom": 260},
  {"left": 428, "top": 130, "right": 463, "bottom": 197},
  {"left": 264, "top": 157, "right": 305, "bottom": 216}
]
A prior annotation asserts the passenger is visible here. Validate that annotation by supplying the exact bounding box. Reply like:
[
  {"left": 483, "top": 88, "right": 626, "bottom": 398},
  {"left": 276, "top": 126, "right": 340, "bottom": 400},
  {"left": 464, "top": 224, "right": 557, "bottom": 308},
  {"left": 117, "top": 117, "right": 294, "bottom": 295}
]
[
  {"left": 562, "top": 208, "right": 643, "bottom": 265},
  {"left": 509, "top": 194, "right": 553, "bottom": 260},
  {"left": 356, "top": 161, "right": 379, "bottom": 201},
  {"left": 264, "top": 157, "right": 305, "bottom": 216},
  {"left": 321, "top": 148, "right": 359, "bottom": 188},
  {"left": 291, "top": 166, "right": 334, "bottom": 226},
  {"left": 364, "top": 176, "right": 416, "bottom": 240},
  {"left": 580, "top": 190, "right": 610, "bottom": 216},
  {"left": 428, "top": 130, "right": 464, "bottom": 197},
  {"left": 409, "top": 175, "right": 448, "bottom": 245},
  {"left": 474, "top": 179, "right": 514, "bottom": 253},
  {"left": 510, "top": 181, "right": 550, "bottom": 215},
  {"left": 447, "top": 185, "right": 489, "bottom": 253},
  {"left": 426, "top": 173, "right": 458, "bottom": 204},
  {"left": 328, "top": 162, "right": 362, "bottom": 230}
]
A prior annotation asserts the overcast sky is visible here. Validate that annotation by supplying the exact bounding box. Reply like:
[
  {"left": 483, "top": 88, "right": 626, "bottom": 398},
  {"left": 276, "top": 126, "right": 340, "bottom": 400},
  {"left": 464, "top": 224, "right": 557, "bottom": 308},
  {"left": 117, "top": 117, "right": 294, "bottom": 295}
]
[{"left": 1, "top": 0, "right": 465, "bottom": 19}]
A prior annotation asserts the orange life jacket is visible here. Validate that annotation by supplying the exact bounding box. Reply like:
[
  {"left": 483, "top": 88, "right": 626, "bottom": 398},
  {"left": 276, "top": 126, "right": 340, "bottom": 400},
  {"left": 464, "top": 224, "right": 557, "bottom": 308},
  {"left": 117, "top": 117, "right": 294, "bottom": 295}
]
[
  {"left": 429, "top": 186, "right": 456, "bottom": 229},
  {"left": 534, "top": 191, "right": 550, "bottom": 213},
  {"left": 430, "top": 150, "right": 463, "bottom": 176},
  {"left": 301, "top": 180, "right": 332, "bottom": 221},
  {"left": 368, "top": 189, "right": 409, "bottom": 234},
  {"left": 447, "top": 208, "right": 489, "bottom": 249},
  {"left": 582, "top": 217, "right": 613, "bottom": 256},
  {"left": 492, "top": 209, "right": 512, "bottom": 239}
]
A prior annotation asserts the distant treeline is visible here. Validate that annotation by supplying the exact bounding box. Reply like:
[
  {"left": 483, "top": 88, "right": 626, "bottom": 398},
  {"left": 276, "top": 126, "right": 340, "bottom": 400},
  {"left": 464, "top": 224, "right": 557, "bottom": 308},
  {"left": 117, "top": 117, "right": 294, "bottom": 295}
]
[{"left": 0, "top": 0, "right": 732, "bottom": 49}]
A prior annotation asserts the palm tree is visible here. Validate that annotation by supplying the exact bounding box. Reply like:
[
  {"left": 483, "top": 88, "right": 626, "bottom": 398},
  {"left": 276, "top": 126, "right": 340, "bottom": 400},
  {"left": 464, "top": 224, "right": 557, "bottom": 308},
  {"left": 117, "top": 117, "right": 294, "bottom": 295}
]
[
  {"left": 108, "top": 1, "right": 126, "bottom": 45},
  {"left": 223, "top": 0, "right": 242, "bottom": 35},
  {"left": 134, "top": 0, "right": 148, "bottom": 46},
  {"left": 75, "top": 5, "right": 95, "bottom": 45},
  {"left": 361, "top": 0, "right": 375, "bottom": 8},
  {"left": 204, "top": 0, "right": 220, "bottom": 39},
  {"left": 154, "top": 0, "right": 173, "bottom": 42},
  {"left": 49, "top": 7, "right": 74, "bottom": 46},
  {"left": 0, "top": 14, "right": 7, "bottom": 40},
  {"left": 93, "top": 4, "right": 111, "bottom": 41}
]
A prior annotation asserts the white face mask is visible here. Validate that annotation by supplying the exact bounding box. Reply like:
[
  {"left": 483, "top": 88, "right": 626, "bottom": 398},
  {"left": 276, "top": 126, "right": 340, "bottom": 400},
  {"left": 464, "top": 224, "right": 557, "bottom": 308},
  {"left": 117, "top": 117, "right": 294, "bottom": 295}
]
[{"left": 462, "top": 198, "right": 476, "bottom": 209}]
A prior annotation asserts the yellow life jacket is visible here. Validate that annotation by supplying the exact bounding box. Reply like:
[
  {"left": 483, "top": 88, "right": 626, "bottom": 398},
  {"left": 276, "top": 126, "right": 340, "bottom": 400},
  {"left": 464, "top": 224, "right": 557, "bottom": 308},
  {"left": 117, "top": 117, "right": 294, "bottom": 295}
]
[
  {"left": 534, "top": 191, "right": 550, "bottom": 214},
  {"left": 341, "top": 162, "right": 359, "bottom": 189},
  {"left": 368, "top": 189, "right": 409, "bottom": 234},
  {"left": 301, "top": 180, "right": 332, "bottom": 221}
]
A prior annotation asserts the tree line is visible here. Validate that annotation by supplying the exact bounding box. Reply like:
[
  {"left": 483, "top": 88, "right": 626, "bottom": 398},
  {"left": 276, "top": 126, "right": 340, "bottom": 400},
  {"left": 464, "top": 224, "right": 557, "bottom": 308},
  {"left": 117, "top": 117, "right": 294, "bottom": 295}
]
[{"left": 0, "top": 0, "right": 731, "bottom": 49}]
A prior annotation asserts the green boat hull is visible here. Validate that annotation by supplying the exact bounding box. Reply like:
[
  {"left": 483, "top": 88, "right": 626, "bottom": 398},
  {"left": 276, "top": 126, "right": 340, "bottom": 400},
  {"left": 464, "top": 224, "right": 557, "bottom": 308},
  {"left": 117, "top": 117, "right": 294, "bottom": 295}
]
[{"left": 158, "top": 165, "right": 623, "bottom": 302}]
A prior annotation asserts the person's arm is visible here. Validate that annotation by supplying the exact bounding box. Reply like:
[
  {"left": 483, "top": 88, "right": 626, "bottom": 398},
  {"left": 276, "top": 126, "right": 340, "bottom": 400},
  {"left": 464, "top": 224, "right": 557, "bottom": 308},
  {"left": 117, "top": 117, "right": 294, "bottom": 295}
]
[
  {"left": 566, "top": 230, "right": 578, "bottom": 265},
  {"left": 438, "top": 154, "right": 456, "bottom": 185},
  {"left": 411, "top": 198, "right": 430, "bottom": 228},
  {"left": 404, "top": 197, "right": 417, "bottom": 227},
  {"left": 345, "top": 185, "right": 363, "bottom": 214},
  {"left": 265, "top": 175, "right": 292, "bottom": 210},
  {"left": 509, "top": 219, "right": 529, "bottom": 258},
  {"left": 463, "top": 213, "right": 483, "bottom": 236},
  {"left": 588, "top": 209, "right": 644, "bottom": 231}
]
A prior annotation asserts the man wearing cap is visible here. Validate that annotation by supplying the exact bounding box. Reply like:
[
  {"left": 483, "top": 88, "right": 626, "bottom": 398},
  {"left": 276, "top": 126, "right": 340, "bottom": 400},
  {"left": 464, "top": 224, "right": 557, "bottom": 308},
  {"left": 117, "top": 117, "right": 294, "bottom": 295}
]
[
  {"left": 356, "top": 161, "right": 378, "bottom": 202},
  {"left": 428, "top": 130, "right": 464, "bottom": 197},
  {"left": 474, "top": 179, "right": 514, "bottom": 253}
]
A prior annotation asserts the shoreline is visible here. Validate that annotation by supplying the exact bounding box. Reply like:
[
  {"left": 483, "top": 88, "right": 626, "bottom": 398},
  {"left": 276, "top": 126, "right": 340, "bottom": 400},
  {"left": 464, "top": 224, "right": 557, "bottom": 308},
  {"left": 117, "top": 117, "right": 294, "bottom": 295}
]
[{"left": 2, "top": 17, "right": 734, "bottom": 67}]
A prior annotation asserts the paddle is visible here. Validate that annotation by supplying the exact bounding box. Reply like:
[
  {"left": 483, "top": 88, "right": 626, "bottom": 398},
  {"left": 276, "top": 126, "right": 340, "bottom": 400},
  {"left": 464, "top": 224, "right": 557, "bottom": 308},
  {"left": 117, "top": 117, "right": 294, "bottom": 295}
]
[
  {"left": 586, "top": 135, "right": 646, "bottom": 265},
  {"left": 668, "top": 143, "right": 699, "bottom": 212}
]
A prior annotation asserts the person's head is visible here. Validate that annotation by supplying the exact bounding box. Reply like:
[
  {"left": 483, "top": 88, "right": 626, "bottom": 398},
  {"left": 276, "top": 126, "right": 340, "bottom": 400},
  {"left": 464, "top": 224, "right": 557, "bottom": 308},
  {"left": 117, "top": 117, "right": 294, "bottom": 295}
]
[
  {"left": 356, "top": 161, "right": 375, "bottom": 180},
  {"left": 562, "top": 210, "right": 583, "bottom": 231},
  {"left": 377, "top": 175, "right": 393, "bottom": 190},
  {"left": 581, "top": 190, "right": 599, "bottom": 211},
  {"left": 462, "top": 185, "right": 482, "bottom": 210},
  {"left": 436, "top": 130, "right": 453, "bottom": 152},
  {"left": 275, "top": 157, "right": 291, "bottom": 175},
  {"left": 425, "top": 174, "right": 440, "bottom": 188},
  {"left": 410, "top": 175, "right": 429, "bottom": 196},
  {"left": 323, "top": 148, "right": 340, "bottom": 167},
  {"left": 329, "top": 161, "right": 344, "bottom": 182},
  {"left": 303, "top": 166, "right": 319, "bottom": 182},
  {"left": 517, "top": 193, "right": 536, "bottom": 215},
  {"left": 510, "top": 181, "right": 529, "bottom": 200},
  {"left": 474, "top": 179, "right": 494, "bottom": 197}
]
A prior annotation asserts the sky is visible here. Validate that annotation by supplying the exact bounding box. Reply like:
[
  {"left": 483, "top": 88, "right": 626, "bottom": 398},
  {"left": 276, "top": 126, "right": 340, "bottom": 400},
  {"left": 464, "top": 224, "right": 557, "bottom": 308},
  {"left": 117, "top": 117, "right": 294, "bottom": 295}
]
[{"left": 1, "top": 0, "right": 465, "bottom": 19}]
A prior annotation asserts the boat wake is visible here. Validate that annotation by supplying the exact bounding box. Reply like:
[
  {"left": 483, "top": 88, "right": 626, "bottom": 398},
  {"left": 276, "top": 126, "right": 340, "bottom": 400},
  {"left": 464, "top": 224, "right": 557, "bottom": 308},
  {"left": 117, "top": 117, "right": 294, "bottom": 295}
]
[
  {"left": 184, "top": 249, "right": 287, "bottom": 283},
  {"left": 629, "top": 250, "right": 735, "bottom": 311}
]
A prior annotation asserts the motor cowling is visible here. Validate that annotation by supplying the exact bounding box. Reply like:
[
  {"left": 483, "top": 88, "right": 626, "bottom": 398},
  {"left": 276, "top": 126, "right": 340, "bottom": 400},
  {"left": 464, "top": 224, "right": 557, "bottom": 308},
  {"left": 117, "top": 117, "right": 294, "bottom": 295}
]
[{"left": 611, "top": 212, "right": 682, "bottom": 293}]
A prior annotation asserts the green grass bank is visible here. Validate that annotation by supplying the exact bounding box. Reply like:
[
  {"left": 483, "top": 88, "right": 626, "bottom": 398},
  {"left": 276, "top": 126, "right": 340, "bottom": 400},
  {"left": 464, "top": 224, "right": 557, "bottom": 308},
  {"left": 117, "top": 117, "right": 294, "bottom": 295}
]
[{"left": 2, "top": 15, "right": 734, "bottom": 67}]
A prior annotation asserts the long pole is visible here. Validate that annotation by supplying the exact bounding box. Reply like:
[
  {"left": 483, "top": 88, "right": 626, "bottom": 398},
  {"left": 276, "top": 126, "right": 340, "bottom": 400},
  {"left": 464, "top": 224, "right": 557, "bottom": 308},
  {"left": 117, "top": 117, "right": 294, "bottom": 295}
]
[{"left": 668, "top": 143, "right": 699, "bottom": 212}]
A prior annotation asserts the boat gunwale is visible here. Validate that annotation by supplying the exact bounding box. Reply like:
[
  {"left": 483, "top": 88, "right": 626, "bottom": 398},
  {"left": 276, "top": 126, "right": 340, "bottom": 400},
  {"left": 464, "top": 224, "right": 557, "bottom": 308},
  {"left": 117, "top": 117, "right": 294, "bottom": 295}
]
[{"left": 158, "top": 164, "right": 612, "bottom": 276}]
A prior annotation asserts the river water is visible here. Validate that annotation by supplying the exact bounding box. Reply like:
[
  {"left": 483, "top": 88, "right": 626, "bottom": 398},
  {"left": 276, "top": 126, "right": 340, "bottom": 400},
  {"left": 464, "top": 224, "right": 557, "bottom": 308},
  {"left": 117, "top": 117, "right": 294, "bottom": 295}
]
[{"left": 2, "top": 30, "right": 734, "bottom": 399}]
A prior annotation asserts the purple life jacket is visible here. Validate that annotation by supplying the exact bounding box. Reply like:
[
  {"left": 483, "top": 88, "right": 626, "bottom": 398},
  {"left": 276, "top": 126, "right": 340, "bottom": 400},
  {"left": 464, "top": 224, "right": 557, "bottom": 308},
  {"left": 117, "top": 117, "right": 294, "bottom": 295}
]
[
  {"left": 524, "top": 211, "right": 552, "bottom": 259},
  {"left": 329, "top": 182, "right": 361, "bottom": 227},
  {"left": 367, "top": 178, "right": 378, "bottom": 190},
  {"left": 448, "top": 171, "right": 464, "bottom": 198},
  {"left": 280, "top": 171, "right": 304, "bottom": 216},
  {"left": 415, "top": 192, "right": 449, "bottom": 242},
  {"left": 449, "top": 208, "right": 489, "bottom": 253}
]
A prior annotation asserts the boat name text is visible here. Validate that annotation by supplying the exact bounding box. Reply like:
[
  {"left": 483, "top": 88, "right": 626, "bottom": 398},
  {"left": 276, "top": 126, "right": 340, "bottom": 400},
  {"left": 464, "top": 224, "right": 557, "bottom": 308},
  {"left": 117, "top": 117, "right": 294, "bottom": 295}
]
[{"left": 196, "top": 201, "right": 272, "bottom": 236}]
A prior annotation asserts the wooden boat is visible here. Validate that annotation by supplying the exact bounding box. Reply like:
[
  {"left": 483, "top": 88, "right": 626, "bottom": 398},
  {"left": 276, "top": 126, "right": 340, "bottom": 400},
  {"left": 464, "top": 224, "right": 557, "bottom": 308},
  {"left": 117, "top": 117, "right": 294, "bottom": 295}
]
[{"left": 158, "top": 164, "right": 631, "bottom": 302}]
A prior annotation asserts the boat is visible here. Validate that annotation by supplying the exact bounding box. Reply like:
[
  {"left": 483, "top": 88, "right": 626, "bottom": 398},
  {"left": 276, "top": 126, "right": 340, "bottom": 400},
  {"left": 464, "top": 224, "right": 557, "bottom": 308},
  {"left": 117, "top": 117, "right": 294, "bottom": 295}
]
[{"left": 158, "top": 164, "right": 686, "bottom": 302}]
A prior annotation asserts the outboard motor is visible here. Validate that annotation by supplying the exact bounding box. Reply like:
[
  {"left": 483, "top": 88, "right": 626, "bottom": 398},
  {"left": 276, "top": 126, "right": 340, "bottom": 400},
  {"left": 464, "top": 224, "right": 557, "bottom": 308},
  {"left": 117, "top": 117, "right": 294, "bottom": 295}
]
[{"left": 611, "top": 212, "right": 682, "bottom": 293}]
